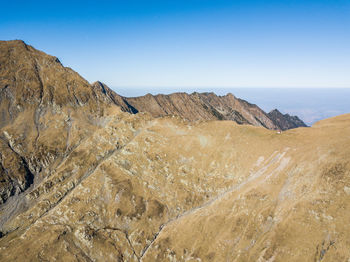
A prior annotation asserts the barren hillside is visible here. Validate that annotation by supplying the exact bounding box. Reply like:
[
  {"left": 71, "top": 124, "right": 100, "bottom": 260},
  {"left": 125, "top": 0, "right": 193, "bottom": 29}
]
[{"left": 0, "top": 40, "right": 349, "bottom": 262}]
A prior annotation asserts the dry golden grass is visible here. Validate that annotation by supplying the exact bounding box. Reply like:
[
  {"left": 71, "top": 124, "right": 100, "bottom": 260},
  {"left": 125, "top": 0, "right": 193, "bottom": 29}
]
[{"left": 0, "top": 40, "right": 349, "bottom": 262}]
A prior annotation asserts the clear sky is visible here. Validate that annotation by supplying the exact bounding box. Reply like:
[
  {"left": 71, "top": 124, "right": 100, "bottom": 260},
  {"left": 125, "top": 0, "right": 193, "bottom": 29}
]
[{"left": 1, "top": 0, "right": 350, "bottom": 88}]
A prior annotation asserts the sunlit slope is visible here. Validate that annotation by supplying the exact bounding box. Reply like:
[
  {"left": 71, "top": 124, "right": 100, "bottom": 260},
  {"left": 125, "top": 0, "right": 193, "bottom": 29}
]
[
  {"left": 1, "top": 113, "right": 349, "bottom": 261},
  {"left": 142, "top": 114, "right": 350, "bottom": 261}
]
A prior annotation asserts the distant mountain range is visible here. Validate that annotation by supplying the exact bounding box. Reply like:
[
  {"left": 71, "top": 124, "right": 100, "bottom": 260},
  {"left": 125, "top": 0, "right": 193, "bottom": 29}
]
[{"left": 93, "top": 81, "right": 307, "bottom": 131}]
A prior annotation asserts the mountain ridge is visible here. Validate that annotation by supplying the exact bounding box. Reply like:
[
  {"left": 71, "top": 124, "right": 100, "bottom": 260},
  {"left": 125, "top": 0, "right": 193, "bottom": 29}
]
[
  {"left": 1, "top": 40, "right": 349, "bottom": 262},
  {"left": 92, "top": 81, "right": 307, "bottom": 130},
  {"left": 268, "top": 108, "right": 307, "bottom": 130}
]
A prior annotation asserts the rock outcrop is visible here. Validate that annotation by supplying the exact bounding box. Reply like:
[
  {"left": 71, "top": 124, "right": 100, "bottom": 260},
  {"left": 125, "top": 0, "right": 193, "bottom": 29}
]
[
  {"left": 0, "top": 40, "right": 349, "bottom": 262},
  {"left": 268, "top": 109, "right": 308, "bottom": 130}
]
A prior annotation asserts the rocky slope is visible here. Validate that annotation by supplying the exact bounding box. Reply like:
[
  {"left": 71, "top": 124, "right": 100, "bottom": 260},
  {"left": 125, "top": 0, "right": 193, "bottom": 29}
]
[
  {"left": 0, "top": 40, "right": 119, "bottom": 205},
  {"left": 92, "top": 81, "right": 307, "bottom": 130},
  {"left": 268, "top": 109, "right": 308, "bottom": 130},
  {"left": 0, "top": 40, "right": 349, "bottom": 262}
]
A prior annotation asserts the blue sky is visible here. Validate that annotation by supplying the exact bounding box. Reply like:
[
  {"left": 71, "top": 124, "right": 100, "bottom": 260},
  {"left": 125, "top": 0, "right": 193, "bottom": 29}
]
[{"left": 1, "top": 0, "right": 350, "bottom": 89}]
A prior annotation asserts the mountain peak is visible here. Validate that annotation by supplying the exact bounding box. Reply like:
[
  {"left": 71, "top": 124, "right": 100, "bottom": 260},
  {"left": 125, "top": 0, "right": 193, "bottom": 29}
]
[
  {"left": 92, "top": 81, "right": 108, "bottom": 94},
  {"left": 270, "top": 108, "right": 281, "bottom": 114},
  {"left": 1, "top": 39, "right": 27, "bottom": 46},
  {"left": 268, "top": 108, "right": 308, "bottom": 130},
  {"left": 225, "top": 92, "right": 235, "bottom": 98}
]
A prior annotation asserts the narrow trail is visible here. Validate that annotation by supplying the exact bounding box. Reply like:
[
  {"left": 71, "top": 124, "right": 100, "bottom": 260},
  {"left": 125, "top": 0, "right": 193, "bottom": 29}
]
[
  {"left": 97, "top": 226, "right": 140, "bottom": 262},
  {"left": 140, "top": 150, "right": 289, "bottom": 260}
]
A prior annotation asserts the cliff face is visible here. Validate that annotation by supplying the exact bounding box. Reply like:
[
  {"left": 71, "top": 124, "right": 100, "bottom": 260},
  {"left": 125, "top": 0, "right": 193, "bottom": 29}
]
[
  {"left": 268, "top": 109, "right": 308, "bottom": 130},
  {"left": 1, "top": 41, "right": 349, "bottom": 262}
]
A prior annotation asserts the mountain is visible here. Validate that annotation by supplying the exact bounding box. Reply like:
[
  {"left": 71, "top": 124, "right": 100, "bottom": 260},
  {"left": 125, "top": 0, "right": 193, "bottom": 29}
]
[
  {"left": 268, "top": 109, "right": 308, "bottom": 130},
  {"left": 0, "top": 40, "right": 121, "bottom": 205},
  {"left": 92, "top": 81, "right": 138, "bottom": 114},
  {"left": 124, "top": 91, "right": 277, "bottom": 128},
  {"left": 92, "top": 81, "right": 307, "bottom": 130},
  {"left": 1, "top": 40, "right": 349, "bottom": 262}
]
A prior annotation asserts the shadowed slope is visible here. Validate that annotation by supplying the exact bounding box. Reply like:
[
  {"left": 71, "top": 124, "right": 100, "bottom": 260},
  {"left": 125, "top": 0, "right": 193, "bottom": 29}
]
[
  {"left": 93, "top": 81, "right": 307, "bottom": 130},
  {"left": 268, "top": 109, "right": 308, "bottom": 130}
]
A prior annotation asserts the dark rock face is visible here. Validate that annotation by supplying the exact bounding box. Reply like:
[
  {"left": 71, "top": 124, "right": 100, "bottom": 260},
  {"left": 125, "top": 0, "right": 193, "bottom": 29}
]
[
  {"left": 94, "top": 83, "right": 278, "bottom": 129},
  {"left": 268, "top": 109, "right": 308, "bottom": 131},
  {"left": 0, "top": 138, "right": 34, "bottom": 204},
  {"left": 124, "top": 91, "right": 278, "bottom": 129},
  {"left": 97, "top": 82, "right": 307, "bottom": 130}
]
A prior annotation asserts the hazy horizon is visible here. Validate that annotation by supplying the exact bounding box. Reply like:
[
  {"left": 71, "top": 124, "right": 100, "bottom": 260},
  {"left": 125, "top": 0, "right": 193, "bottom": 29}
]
[
  {"left": 2, "top": 0, "right": 349, "bottom": 125},
  {"left": 2, "top": 0, "right": 350, "bottom": 88}
]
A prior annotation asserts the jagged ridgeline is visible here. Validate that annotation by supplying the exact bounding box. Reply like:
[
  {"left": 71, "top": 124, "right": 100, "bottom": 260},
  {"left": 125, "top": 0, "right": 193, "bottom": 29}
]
[
  {"left": 0, "top": 40, "right": 349, "bottom": 261},
  {"left": 92, "top": 81, "right": 307, "bottom": 131}
]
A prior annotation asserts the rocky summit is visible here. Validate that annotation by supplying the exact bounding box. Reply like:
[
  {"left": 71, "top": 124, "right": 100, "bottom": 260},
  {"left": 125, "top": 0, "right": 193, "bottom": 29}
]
[
  {"left": 268, "top": 109, "right": 308, "bottom": 131},
  {"left": 0, "top": 40, "right": 349, "bottom": 262}
]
